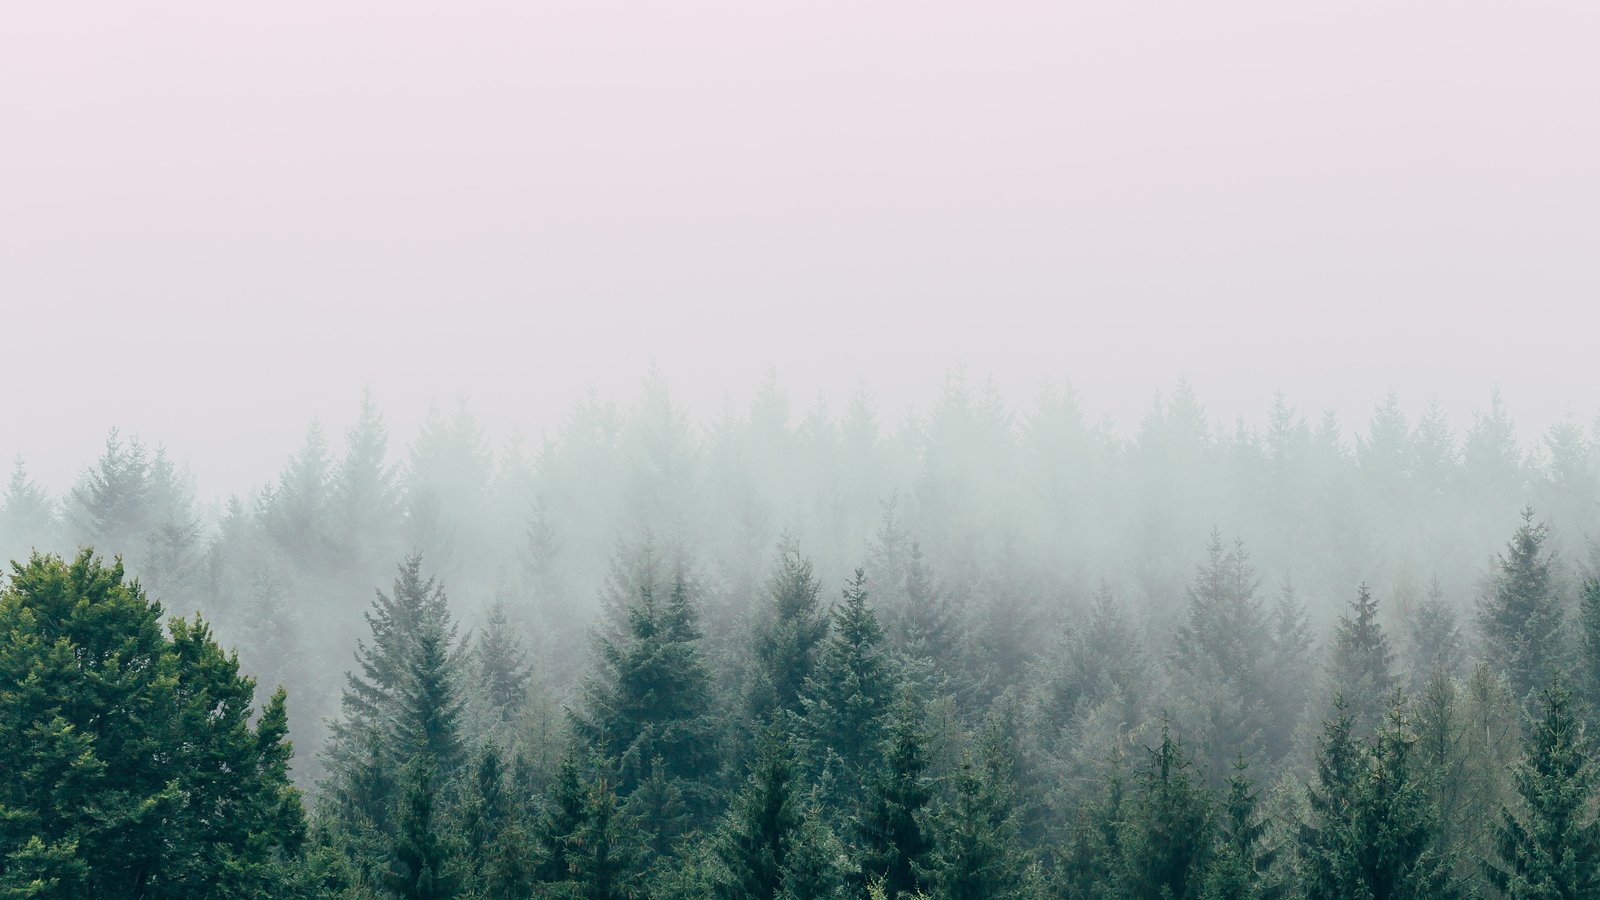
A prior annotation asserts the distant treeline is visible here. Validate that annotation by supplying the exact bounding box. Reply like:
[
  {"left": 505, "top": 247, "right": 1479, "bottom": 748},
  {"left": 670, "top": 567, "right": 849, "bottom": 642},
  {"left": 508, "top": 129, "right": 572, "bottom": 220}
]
[{"left": 1, "top": 378, "right": 1598, "bottom": 896}]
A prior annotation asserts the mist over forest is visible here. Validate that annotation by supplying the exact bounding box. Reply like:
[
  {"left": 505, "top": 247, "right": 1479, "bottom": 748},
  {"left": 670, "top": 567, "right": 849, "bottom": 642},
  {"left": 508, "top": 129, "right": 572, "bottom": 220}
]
[{"left": 4, "top": 373, "right": 1600, "bottom": 896}]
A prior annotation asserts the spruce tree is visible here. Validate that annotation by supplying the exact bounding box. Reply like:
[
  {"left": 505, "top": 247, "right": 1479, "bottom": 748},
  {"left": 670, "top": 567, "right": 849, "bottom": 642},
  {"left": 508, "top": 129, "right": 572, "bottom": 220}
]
[
  {"left": 750, "top": 551, "right": 830, "bottom": 721},
  {"left": 534, "top": 753, "right": 588, "bottom": 887},
  {"left": 1124, "top": 721, "right": 1213, "bottom": 900},
  {"left": 390, "top": 604, "right": 466, "bottom": 774},
  {"left": 798, "top": 568, "right": 897, "bottom": 809},
  {"left": 1485, "top": 681, "right": 1600, "bottom": 899},
  {"left": 0, "top": 551, "right": 306, "bottom": 898},
  {"left": 1578, "top": 579, "right": 1600, "bottom": 714},
  {"left": 563, "top": 766, "right": 645, "bottom": 900},
  {"left": 857, "top": 692, "right": 935, "bottom": 899},
  {"left": 473, "top": 598, "right": 532, "bottom": 738},
  {"left": 386, "top": 759, "right": 457, "bottom": 900},
  {"left": 1327, "top": 582, "right": 1397, "bottom": 729},
  {"left": 1478, "top": 508, "right": 1566, "bottom": 703},
  {"left": 712, "top": 720, "right": 804, "bottom": 900},
  {"left": 925, "top": 724, "right": 1027, "bottom": 900},
  {"left": 570, "top": 570, "right": 718, "bottom": 813},
  {"left": 1200, "top": 756, "right": 1278, "bottom": 900}
]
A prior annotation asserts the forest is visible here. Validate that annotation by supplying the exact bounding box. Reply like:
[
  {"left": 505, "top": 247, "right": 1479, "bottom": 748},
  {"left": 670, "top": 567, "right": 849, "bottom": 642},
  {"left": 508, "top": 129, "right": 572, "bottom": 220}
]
[{"left": 3, "top": 376, "right": 1600, "bottom": 898}]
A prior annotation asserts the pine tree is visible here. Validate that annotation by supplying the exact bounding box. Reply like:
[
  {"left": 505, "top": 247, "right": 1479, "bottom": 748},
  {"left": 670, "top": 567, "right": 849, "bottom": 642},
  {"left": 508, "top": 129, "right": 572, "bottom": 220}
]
[
  {"left": 1578, "top": 579, "right": 1600, "bottom": 715},
  {"left": 390, "top": 603, "right": 466, "bottom": 773},
  {"left": 1485, "top": 681, "right": 1600, "bottom": 899},
  {"left": 534, "top": 753, "right": 588, "bottom": 887},
  {"left": 0, "top": 458, "right": 59, "bottom": 562},
  {"left": 1478, "top": 507, "right": 1566, "bottom": 703},
  {"left": 1201, "top": 757, "right": 1278, "bottom": 900},
  {"left": 1299, "top": 698, "right": 1458, "bottom": 900},
  {"left": 857, "top": 692, "right": 935, "bottom": 899},
  {"left": 0, "top": 550, "right": 305, "bottom": 897},
  {"left": 712, "top": 720, "right": 804, "bottom": 900},
  {"left": 570, "top": 570, "right": 718, "bottom": 814},
  {"left": 1171, "top": 532, "right": 1276, "bottom": 777},
  {"left": 1406, "top": 577, "right": 1464, "bottom": 686},
  {"left": 749, "top": 551, "right": 830, "bottom": 721},
  {"left": 472, "top": 598, "right": 532, "bottom": 744},
  {"left": 563, "top": 765, "right": 645, "bottom": 900},
  {"left": 1124, "top": 720, "right": 1213, "bottom": 900},
  {"left": 386, "top": 759, "right": 457, "bottom": 900},
  {"left": 460, "top": 745, "right": 529, "bottom": 899},
  {"left": 925, "top": 724, "right": 1028, "bottom": 900},
  {"left": 1327, "top": 582, "right": 1397, "bottom": 729},
  {"left": 798, "top": 568, "right": 897, "bottom": 809}
]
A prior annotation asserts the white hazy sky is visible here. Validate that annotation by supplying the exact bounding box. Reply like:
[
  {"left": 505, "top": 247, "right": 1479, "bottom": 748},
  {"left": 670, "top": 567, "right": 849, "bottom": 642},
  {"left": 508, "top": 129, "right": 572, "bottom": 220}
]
[{"left": 2, "top": 2, "right": 1598, "bottom": 498}]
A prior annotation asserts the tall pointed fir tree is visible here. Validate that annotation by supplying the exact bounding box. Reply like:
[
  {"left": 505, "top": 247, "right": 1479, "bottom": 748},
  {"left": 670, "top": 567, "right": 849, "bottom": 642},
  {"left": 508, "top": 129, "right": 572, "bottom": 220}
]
[
  {"left": 924, "top": 723, "right": 1029, "bottom": 900},
  {"left": 1171, "top": 532, "right": 1277, "bottom": 778},
  {"left": 386, "top": 759, "right": 457, "bottom": 900},
  {"left": 1327, "top": 582, "right": 1397, "bottom": 730},
  {"left": 798, "top": 568, "right": 897, "bottom": 812},
  {"left": 0, "top": 551, "right": 305, "bottom": 897},
  {"left": 326, "top": 554, "right": 464, "bottom": 822},
  {"left": 1478, "top": 507, "right": 1566, "bottom": 703},
  {"left": 857, "top": 691, "right": 935, "bottom": 900},
  {"left": 1123, "top": 720, "right": 1213, "bottom": 900},
  {"left": 1485, "top": 681, "right": 1600, "bottom": 899},
  {"left": 470, "top": 597, "right": 532, "bottom": 747},
  {"left": 1200, "top": 756, "right": 1279, "bottom": 900},
  {"left": 749, "top": 551, "right": 830, "bottom": 721},
  {"left": 570, "top": 569, "right": 719, "bottom": 819},
  {"left": 711, "top": 720, "right": 805, "bottom": 900}
]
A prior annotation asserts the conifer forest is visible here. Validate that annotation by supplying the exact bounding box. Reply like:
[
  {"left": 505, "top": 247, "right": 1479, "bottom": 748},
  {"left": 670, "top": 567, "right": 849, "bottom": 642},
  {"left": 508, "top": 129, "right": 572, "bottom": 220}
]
[
  {"left": 5, "top": 382, "right": 1600, "bottom": 898},
  {"left": 7, "top": 2, "right": 1600, "bottom": 897}
]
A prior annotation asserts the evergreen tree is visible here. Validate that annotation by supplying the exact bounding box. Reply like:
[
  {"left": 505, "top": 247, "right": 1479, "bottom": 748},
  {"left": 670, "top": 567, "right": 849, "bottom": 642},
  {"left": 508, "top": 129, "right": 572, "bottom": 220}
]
[
  {"left": 570, "top": 570, "right": 718, "bottom": 811},
  {"left": 1328, "top": 582, "right": 1397, "bottom": 729},
  {"left": 0, "top": 550, "right": 305, "bottom": 897},
  {"left": 1406, "top": 577, "right": 1464, "bottom": 686},
  {"left": 924, "top": 724, "right": 1028, "bottom": 900},
  {"left": 0, "top": 458, "right": 59, "bottom": 562},
  {"left": 387, "top": 759, "right": 457, "bottom": 900},
  {"left": 1171, "top": 532, "right": 1277, "bottom": 778},
  {"left": 390, "top": 602, "right": 466, "bottom": 773},
  {"left": 798, "top": 568, "right": 897, "bottom": 809},
  {"left": 1478, "top": 508, "right": 1566, "bottom": 703},
  {"left": 1299, "top": 698, "right": 1458, "bottom": 900},
  {"left": 857, "top": 692, "right": 935, "bottom": 899},
  {"left": 534, "top": 754, "right": 588, "bottom": 887},
  {"left": 1201, "top": 756, "right": 1279, "bottom": 900},
  {"left": 1578, "top": 579, "right": 1600, "bottom": 715},
  {"left": 1485, "top": 681, "right": 1600, "bottom": 899},
  {"left": 563, "top": 766, "right": 646, "bottom": 900},
  {"left": 459, "top": 744, "right": 529, "bottom": 900},
  {"left": 472, "top": 598, "right": 532, "bottom": 744},
  {"left": 1124, "top": 720, "right": 1213, "bottom": 900},
  {"left": 749, "top": 551, "right": 830, "bottom": 720},
  {"left": 712, "top": 720, "right": 804, "bottom": 900}
]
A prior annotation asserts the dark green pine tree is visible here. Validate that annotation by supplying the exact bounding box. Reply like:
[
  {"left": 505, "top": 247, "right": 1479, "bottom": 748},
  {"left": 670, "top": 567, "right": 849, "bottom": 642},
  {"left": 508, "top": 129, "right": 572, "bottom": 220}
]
[
  {"left": 570, "top": 570, "right": 718, "bottom": 813},
  {"left": 328, "top": 553, "right": 456, "bottom": 780},
  {"left": 534, "top": 753, "right": 588, "bottom": 887},
  {"left": 389, "top": 603, "right": 466, "bottom": 775},
  {"left": 562, "top": 765, "right": 646, "bottom": 900},
  {"left": 1124, "top": 720, "right": 1213, "bottom": 900},
  {"left": 1300, "top": 699, "right": 1458, "bottom": 900},
  {"left": 1171, "top": 532, "right": 1276, "bottom": 777},
  {"left": 0, "top": 551, "right": 306, "bottom": 898},
  {"left": 1299, "top": 698, "right": 1368, "bottom": 900},
  {"left": 460, "top": 744, "right": 530, "bottom": 900},
  {"left": 472, "top": 598, "right": 532, "bottom": 741},
  {"left": 386, "top": 759, "right": 458, "bottom": 900},
  {"left": 857, "top": 692, "right": 935, "bottom": 900},
  {"left": 1059, "top": 750, "right": 1129, "bottom": 900},
  {"left": 1578, "top": 579, "right": 1600, "bottom": 716},
  {"left": 924, "top": 724, "right": 1028, "bottom": 900},
  {"left": 1478, "top": 507, "right": 1566, "bottom": 703},
  {"left": 798, "top": 568, "right": 898, "bottom": 809},
  {"left": 776, "top": 806, "right": 849, "bottom": 900},
  {"left": 712, "top": 720, "right": 805, "bottom": 900},
  {"left": 1485, "top": 681, "right": 1600, "bottom": 899},
  {"left": 749, "top": 551, "right": 830, "bottom": 721},
  {"left": 1327, "top": 582, "right": 1398, "bottom": 730},
  {"left": 1201, "top": 756, "right": 1279, "bottom": 900}
]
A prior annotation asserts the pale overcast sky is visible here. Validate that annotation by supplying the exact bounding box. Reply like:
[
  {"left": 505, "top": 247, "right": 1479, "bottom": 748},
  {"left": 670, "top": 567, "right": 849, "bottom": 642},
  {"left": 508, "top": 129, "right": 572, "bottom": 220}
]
[{"left": 2, "top": 2, "right": 1597, "bottom": 498}]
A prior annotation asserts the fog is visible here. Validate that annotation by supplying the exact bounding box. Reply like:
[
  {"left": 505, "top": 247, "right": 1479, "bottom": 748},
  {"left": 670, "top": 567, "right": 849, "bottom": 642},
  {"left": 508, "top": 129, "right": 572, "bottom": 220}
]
[
  {"left": 4, "top": 2, "right": 1599, "bottom": 497},
  {"left": 4, "top": 3, "right": 1600, "bottom": 896}
]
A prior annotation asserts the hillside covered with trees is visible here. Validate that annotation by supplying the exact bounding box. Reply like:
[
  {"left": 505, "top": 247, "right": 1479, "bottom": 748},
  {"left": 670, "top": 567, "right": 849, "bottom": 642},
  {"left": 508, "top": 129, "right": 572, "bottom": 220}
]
[{"left": 4, "top": 377, "right": 1600, "bottom": 898}]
